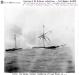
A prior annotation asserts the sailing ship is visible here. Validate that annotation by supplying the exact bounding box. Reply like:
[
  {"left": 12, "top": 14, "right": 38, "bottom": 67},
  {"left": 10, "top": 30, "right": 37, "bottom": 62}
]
[
  {"left": 32, "top": 25, "right": 63, "bottom": 49},
  {"left": 6, "top": 34, "right": 22, "bottom": 52}
]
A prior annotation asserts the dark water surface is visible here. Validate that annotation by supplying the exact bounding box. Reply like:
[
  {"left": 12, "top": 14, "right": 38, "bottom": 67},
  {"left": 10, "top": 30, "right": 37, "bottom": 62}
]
[{"left": 4, "top": 46, "right": 75, "bottom": 73}]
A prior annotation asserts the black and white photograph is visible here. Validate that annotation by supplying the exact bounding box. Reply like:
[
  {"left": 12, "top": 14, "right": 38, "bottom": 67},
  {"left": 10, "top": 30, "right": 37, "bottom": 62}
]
[{"left": 4, "top": 6, "right": 75, "bottom": 73}]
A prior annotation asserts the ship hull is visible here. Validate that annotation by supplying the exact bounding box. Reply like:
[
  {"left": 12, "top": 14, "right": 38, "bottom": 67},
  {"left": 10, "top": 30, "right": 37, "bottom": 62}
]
[{"left": 32, "top": 46, "right": 59, "bottom": 49}]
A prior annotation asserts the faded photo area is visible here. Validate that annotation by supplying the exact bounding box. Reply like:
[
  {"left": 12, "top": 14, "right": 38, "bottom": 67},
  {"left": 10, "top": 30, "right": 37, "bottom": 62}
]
[{"left": 4, "top": 6, "right": 75, "bottom": 73}]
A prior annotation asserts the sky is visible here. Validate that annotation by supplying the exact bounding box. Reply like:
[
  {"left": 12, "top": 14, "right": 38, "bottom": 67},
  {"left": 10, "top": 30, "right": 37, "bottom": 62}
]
[{"left": 4, "top": 6, "right": 75, "bottom": 50}]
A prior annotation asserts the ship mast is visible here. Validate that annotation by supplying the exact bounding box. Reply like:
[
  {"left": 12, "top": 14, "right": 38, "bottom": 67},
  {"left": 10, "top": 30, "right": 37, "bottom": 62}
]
[
  {"left": 14, "top": 34, "right": 17, "bottom": 48},
  {"left": 43, "top": 25, "right": 45, "bottom": 47},
  {"left": 38, "top": 25, "right": 51, "bottom": 47}
]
